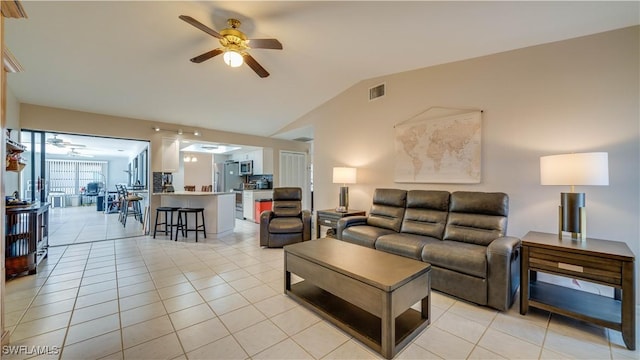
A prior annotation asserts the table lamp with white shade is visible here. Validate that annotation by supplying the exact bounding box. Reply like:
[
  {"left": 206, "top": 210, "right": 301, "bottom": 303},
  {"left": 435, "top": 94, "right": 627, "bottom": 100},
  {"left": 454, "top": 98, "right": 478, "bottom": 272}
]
[
  {"left": 540, "top": 152, "right": 609, "bottom": 241},
  {"left": 333, "top": 167, "right": 357, "bottom": 212}
]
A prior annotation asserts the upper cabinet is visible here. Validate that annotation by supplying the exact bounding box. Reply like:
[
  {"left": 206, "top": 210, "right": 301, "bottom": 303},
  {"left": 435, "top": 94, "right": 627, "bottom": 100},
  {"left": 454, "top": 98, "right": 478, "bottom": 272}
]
[
  {"left": 6, "top": 138, "right": 26, "bottom": 172},
  {"left": 231, "top": 148, "right": 273, "bottom": 175},
  {"left": 161, "top": 138, "right": 179, "bottom": 173},
  {"left": 254, "top": 148, "right": 273, "bottom": 175}
]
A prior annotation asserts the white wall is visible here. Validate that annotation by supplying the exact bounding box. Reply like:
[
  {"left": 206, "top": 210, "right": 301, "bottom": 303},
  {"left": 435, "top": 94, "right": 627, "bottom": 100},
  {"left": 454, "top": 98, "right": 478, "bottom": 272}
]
[
  {"left": 284, "top": 26, "right": 640, "bottom": 303},
  {"left": 183, "top": 152, "right": 212, "bottom": 190},
  {"left": 4, "top": 87, "right": 21, "bottom": 194}
]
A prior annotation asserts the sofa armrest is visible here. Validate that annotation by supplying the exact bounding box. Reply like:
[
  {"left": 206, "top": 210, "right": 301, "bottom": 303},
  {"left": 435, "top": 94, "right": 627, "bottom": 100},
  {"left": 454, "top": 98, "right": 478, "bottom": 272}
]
[
  {"left": 302, "top": 210, "right": 312, "bottom": 241},
  {"left": 486, "top": 236, "right": 521, "bottom": 311},
  {"left": 259, "top": 211, "right": 275, "bottom": 246},
  {"left": 336, "top": 215, "right": 368, "bottom": 240}
]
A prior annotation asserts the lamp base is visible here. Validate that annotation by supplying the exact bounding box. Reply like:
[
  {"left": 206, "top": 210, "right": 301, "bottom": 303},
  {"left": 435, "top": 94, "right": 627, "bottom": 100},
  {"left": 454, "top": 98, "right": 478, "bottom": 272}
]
[
  {"left": 558, "top": 192, "right": 587, "bottom": 241},
  {"left": 337, "top": 186, "right": 349, "bottom": 213}
]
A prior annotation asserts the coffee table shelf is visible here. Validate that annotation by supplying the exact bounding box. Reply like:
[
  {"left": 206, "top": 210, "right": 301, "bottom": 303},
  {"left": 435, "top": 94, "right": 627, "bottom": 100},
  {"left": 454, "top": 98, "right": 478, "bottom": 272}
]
[{"left": 289, "top": 281, "right": 427, "bottom": 351}]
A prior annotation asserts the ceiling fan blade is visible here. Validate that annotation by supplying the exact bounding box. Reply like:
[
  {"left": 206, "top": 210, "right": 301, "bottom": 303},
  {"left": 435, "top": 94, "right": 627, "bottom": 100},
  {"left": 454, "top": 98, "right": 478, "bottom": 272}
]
[
  {"left": 190, "top": 49, "right": 224, "bottom": 63},
  {"left": 243, "top": 54, "right": 270, "bottom": 78},
  {"left": 248, "top": 39, "right": 283, "bottom": 50},
  {"left": 65, "top": 143, "right": 86, "bottom": 148},
  {"left": 179, "top": 15, "right": 223, "bottom": 39}
]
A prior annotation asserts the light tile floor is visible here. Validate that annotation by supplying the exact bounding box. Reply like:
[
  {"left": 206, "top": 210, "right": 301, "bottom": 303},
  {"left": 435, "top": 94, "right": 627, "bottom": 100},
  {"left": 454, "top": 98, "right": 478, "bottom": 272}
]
[
  {"left": 3, "top": 214, "right": 639, "bottom": 359},
  {"left": 48, "top": 205, "right": 146, "bottom": 246}
]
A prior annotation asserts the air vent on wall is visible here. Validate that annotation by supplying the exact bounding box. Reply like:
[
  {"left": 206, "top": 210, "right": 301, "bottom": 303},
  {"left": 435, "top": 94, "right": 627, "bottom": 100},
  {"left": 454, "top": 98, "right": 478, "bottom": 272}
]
[{"left": 369, "top": 83, "right": 385, "bottom": 101}]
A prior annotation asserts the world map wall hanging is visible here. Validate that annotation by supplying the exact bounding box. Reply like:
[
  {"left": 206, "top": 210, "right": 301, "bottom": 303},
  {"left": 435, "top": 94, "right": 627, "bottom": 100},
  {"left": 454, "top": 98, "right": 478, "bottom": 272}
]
[{"left": 394, "top": 108, "right": 482, "bottom": 183}]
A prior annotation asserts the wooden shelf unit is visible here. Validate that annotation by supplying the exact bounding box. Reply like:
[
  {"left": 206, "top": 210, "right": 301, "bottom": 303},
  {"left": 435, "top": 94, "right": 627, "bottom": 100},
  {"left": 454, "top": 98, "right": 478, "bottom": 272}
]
[{"left": 5, "top": 203, "right": 50, "bottom": 278}]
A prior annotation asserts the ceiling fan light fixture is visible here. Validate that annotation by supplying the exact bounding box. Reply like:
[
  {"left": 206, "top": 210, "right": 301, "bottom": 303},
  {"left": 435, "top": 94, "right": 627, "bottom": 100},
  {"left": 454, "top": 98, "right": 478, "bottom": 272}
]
[{"left": 223, "top": 50, "right": 243, "bottom": 67}]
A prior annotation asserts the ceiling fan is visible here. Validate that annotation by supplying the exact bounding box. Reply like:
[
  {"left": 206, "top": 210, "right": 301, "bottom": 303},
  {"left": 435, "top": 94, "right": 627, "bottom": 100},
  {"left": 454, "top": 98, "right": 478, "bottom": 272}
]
[
  {"left": 46, "top": 134, "right": 86, "bottom": 148},
  {"left": 179, "top": 15, "right": 283, "bottom": 78},
  {"left": 67, "top": 148, "right": 93, "bottom": 158}
]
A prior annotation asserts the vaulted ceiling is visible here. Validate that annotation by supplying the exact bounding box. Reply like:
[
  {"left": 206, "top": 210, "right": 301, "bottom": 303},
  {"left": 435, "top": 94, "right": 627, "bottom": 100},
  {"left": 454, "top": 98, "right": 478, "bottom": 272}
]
[{"left": 5, "top": 1, "right": 638, "bottom": 140}]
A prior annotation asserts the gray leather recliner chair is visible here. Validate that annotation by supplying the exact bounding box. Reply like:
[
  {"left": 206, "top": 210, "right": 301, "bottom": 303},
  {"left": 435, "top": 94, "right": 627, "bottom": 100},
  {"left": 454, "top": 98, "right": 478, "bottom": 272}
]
[{"left": 260, "top": 187, "right": 311, "bottom": 247}]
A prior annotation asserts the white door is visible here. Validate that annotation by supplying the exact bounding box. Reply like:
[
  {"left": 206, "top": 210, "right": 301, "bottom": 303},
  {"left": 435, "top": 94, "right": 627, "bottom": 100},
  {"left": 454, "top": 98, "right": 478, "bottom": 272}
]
[{"left": 279, "top": 151, "right": 309, "bottom": 210}]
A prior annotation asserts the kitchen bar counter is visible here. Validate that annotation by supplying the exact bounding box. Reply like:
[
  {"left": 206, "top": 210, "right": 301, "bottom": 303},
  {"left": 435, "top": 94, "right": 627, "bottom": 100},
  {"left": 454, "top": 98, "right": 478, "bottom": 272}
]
[
  {"left": 155, "top": 192, "right": 235, "bottom": 236},
  {"left": 153, "top": 191, "right": 231, "bottom": 196}
]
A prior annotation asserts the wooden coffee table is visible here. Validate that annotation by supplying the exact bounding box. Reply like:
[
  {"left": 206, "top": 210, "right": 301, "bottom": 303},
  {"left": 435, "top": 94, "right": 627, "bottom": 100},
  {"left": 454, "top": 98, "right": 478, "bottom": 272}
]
[{"left": 284, "top": 238, "right": 431, "bottom": 359}]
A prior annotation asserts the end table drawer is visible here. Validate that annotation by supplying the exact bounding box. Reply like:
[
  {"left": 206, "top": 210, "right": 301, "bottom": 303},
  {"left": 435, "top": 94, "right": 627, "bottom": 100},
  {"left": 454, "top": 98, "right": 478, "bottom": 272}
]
[
  {"left": 529, "top": 247, "right": 622, "bottom": 285},
  {"left": 319, "top": 217, "right": 338, "bottom": 228}
]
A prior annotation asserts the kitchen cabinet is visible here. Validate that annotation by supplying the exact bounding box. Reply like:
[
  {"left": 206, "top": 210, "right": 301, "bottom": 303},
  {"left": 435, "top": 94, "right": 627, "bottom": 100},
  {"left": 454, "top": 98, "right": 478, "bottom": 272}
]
[
  {"left": 243, "top": 190, "right": 272, "bottom": 221},
  {"left": 253, "top": 148, "right": 273, "bottom": 175},
  {"left": 233, "top": 148, "right": 273, "bottom": 175},
  {"left": 162, "top": 138, "right": 179, "bottom": 173}
]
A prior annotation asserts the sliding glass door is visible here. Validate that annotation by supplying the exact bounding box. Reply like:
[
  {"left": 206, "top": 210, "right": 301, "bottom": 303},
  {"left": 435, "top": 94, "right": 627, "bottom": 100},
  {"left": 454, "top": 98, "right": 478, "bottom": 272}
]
[{"left": 18, "top": 131, "right": 46, "bottom": 203}]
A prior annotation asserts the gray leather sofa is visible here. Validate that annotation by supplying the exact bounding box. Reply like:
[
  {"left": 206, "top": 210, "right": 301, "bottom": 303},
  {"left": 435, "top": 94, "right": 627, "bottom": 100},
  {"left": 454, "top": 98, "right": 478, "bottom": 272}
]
[
  {"left": 336, "top": 188, "right": 520, "bottom": 311},
  {"left": 260, "top": 187, "right": 311, "bottom": 248}
]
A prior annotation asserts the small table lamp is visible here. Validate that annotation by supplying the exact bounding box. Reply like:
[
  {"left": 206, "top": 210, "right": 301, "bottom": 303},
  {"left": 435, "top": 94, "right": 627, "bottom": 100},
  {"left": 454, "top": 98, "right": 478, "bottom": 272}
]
[
  {"left": 333, "top": 167, "right": 356, "bottom": 212},
  {"left": 540, "top": 152, "right": 609, "bottom": 241}
]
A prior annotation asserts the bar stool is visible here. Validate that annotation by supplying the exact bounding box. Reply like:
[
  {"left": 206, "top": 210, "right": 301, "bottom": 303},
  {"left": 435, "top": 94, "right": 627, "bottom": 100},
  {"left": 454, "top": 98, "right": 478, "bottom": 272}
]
[
  {"left": 153, "top": 206, "right": 180, "bottom": 239},
  {"left": 175, "top": 208, "right": 207, "bottom": 242},
  {"left": 121, "top": 194, "right": 143, "bottom": 227}
]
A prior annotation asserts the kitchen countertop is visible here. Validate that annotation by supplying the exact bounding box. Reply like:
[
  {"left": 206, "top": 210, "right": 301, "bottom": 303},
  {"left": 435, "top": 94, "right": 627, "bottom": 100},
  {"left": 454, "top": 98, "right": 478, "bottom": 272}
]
[{"left": 153, "top": 191, "right": 234, "bottom": 196}]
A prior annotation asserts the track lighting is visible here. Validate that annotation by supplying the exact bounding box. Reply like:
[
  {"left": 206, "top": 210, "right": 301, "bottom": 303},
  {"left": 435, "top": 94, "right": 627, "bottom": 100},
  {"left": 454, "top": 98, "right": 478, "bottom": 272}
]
[{"left": 152, "top": 127, "right": 201, "bottom": 136}]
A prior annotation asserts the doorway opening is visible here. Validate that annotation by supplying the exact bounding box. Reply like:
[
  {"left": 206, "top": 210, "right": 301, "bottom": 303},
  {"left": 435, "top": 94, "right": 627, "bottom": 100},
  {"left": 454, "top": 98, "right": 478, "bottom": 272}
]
[{"left": 15, "top": 130, "right": 150, "bottom": 246}]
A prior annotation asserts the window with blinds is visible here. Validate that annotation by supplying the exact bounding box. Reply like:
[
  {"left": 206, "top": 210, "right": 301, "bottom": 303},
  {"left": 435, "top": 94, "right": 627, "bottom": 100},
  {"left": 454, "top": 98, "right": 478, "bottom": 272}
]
[{"left": 46, "top": 160, "right": 108, "bottom": 195}]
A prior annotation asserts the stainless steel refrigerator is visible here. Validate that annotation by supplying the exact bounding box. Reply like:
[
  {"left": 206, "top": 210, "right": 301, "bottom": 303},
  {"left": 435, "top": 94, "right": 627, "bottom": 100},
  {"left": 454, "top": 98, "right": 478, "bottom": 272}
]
[{"left": 214, "top": 161, "right": 242, "bottom": 192}]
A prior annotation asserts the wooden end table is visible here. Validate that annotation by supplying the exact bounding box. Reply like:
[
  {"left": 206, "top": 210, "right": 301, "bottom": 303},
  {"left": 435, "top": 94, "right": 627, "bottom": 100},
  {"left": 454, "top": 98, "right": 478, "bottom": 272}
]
[
  {"left": 520, "top": 231, "right": 635, "bottom": 350},
  {"left": 315, "top": 208, "right": 365, "bottom": 238}
]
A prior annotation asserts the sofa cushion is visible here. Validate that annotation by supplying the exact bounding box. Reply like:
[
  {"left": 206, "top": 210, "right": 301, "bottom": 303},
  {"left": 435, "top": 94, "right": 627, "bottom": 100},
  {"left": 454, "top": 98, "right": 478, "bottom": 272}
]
[
  {"left": 268, "top": 217, "right": 303, "bottom": 234},
  {"left": 376, "top": 233, "right": 441, "bottom": 260},
  {"left": 421, "top": 240, "right": 487, "bottom": 278},
  {"left": 366, "top": 189, "right": 407, "bottom": 232},
  {"left": 341, "top": 225, "right": 396, "bottom": 248},
  {"left": 400, "top": 190, "right": 450, "bottom": 239},
  {"left": 444, "top": 191, "right": 508, "bottom": 246}
]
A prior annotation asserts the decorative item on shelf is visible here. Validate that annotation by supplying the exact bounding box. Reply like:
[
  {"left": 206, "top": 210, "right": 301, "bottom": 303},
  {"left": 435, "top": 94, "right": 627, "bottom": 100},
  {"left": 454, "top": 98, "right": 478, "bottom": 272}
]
[
  {"left": 6, "top": 154, "right": 25, "bottom": 172},
  {"left": 540, "top": 152, "right": 609, "bottom": 241},
  {"left": 333, "top": 167, "right": 357, "bottom": 213}
]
